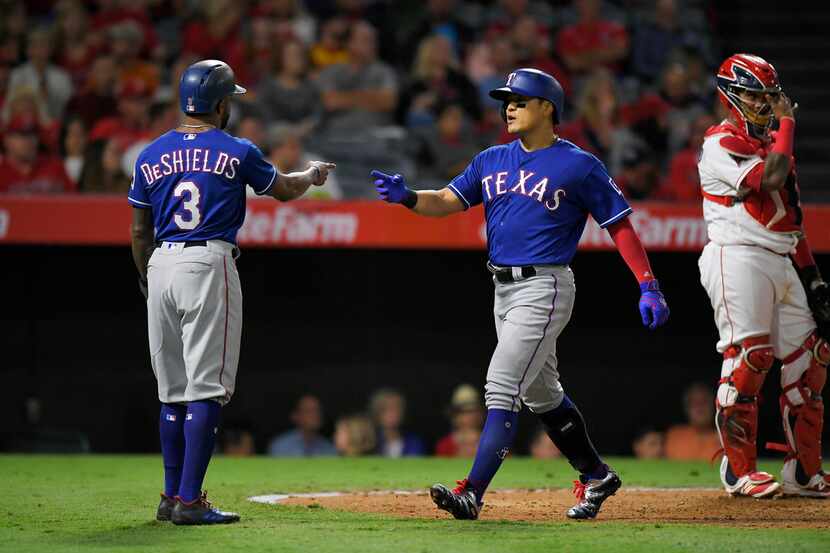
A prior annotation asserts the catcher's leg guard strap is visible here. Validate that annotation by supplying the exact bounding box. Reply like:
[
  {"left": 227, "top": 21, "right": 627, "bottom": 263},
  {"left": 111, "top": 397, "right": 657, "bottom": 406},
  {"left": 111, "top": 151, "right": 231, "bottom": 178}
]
[
  {"left": 537, "top": 395, "right": 603, "bottom": 475},
  {"left": 780, "top": 332, "right": 829, "bottom": 476},
  {"left": 716, "top": 336, "right": 773, "bottom": 478},
  {"left": 717, "top": 399, "right": 759, "bottom": 478},
  {"left": 726, "top": 335, "right": 775, "bottom": 397}
]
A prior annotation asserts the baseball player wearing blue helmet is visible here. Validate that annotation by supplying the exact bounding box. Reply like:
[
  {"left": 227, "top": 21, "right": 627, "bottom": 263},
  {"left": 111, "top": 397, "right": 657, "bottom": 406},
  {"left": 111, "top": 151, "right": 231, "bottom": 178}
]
[
  {"left": 130, "top": 59, "right": 334, "bottom": 525},
  {"left": 371, "top": 68, "right": 669, "bottom": 520}
]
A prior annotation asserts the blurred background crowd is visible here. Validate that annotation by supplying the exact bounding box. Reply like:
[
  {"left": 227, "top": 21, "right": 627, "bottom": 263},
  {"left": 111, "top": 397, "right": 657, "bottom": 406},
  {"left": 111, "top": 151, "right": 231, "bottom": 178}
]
[
  {"left": 12, "top": 381, "right": 722, "bottom": 460},
  {"left": 1, "top": 0, "right": 732, "bottom": 201},
  {"left": 247, "top": 382, "right": 721, "bottom": 460}
]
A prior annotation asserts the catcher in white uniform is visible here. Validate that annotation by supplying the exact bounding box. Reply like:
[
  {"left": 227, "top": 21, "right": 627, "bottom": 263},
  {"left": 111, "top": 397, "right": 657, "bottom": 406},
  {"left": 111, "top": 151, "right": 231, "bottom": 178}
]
[{"left": 698, "top": 53, "right": 830, "bottom": 498}]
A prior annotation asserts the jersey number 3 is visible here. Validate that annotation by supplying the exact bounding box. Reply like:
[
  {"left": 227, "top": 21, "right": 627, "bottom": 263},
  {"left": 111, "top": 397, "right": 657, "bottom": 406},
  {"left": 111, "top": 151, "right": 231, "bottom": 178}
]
[{"left": 174, "top": 181, "right": 201, "bottom": 230}]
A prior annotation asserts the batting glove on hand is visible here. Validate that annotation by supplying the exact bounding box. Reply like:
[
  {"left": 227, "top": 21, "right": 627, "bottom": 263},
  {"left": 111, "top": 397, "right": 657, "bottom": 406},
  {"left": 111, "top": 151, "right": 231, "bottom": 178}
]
[
  {"left": 308, "top": 161, "right": 336, "bottom": 186},
  {"left": 639, "top": 279, "right": 669, "bottom": 330},
  {"left": 371, "top": 170, "right": 417, "bottom": 208}
]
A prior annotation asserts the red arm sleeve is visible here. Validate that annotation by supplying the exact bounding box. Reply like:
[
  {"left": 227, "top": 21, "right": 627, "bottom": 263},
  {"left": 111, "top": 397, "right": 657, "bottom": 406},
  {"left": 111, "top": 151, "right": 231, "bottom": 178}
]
[
  {"left": 607, "top": 218, "right": 654, "bottom": 283},
  {"left": 791, "top": 236, "right": 817, "bottom": 269}
]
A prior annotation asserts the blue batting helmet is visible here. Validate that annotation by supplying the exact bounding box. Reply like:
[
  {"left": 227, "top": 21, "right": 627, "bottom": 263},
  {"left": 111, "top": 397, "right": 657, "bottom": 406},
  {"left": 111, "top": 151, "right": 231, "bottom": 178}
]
[
  {"left": 179, "top": 60, "right": 246, "bottom": 115},
  {"left": 489, "top": 68, "right": 564, "bottom": 123}
]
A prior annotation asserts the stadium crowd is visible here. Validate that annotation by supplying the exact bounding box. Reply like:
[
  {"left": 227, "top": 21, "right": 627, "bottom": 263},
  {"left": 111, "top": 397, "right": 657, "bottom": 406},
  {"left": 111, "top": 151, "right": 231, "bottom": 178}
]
[
  {"left": 0, "top": 0, "right": 722, "bottom": 200},
  {"left": 209, "top": 383, "right": 720, "bottom": 459}
]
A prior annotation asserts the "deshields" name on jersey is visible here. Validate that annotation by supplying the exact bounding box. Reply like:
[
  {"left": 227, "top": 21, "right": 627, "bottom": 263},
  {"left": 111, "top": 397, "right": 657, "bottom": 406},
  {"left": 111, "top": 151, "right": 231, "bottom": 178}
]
[{"left": 139, "top": 148, "right": 241, "bottom": 186}]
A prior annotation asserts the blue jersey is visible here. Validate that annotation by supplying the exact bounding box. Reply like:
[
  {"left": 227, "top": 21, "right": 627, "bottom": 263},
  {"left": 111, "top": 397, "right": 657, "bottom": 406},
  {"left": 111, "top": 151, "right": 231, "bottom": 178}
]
[
  {"left": 127, "top": 129, "right": 277, "bottom": 245},
  {"left": 447, "top": 139, "right": 631, "bottom": 266}
]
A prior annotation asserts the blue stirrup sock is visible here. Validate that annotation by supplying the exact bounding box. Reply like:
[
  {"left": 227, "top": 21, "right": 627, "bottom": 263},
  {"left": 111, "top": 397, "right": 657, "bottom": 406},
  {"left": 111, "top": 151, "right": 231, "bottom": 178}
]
[
  {"left": 178, "top": 400, "right": 222, "bottom": 502},
  {"left": 537, "top": 395, "right": 607, "bottom": 481},
  {"left": 467, "top": 409, "right": 520, "bottom": 503},
  {"left": 159, "top": 403, "right": 187, "bottom": 498}
]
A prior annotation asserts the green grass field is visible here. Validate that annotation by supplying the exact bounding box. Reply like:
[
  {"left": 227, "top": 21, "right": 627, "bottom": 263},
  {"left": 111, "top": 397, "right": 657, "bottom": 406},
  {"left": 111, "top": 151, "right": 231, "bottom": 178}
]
[{"left": 2, "top": 455, "right": 827, "bottom": 553}]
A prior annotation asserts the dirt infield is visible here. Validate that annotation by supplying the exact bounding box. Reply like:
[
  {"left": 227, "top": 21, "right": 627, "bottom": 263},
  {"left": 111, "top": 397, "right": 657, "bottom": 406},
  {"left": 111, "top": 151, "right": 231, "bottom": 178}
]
[{"left": 277, "top": 488, "right": 830, "bottom": 527}]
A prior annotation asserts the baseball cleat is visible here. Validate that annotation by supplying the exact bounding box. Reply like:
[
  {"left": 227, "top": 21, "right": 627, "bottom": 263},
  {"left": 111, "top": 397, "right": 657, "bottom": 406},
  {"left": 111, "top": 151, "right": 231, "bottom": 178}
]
[
  {"left": 780, "top": 459, "right": 830, "bottom": 498},
  {"left": 171, "top": 492, "right": 240, "bottom": 525},
  {"left": 156, "top": 493, "right": 176, "bottom": 521},
  {"left": 430, "top": 479, "right": 482, "bottom": 520},
  {"left": 720, "top": 457, "right": 780, "bottom": 498},
  {"left": 567, "top": 469, "right": 621, "bottom": 520}
]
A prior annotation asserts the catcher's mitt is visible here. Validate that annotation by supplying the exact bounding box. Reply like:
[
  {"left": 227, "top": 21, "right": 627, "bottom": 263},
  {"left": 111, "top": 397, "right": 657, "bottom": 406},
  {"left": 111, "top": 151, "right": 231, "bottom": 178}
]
[{"left": 800, "top": 265, "right": 830, "bottom": 339}]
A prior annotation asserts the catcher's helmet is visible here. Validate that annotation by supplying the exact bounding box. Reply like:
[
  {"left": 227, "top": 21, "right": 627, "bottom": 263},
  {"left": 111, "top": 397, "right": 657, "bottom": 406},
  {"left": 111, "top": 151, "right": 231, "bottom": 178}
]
[
  {"left": 489, "top": 68, "right": 565, "bottom": 123},
  {"left": 179, "top": 59, "right": 246, "bottom": 115},
  {"left": 716, "top": 53, "right": 781, "bottom": 139}
]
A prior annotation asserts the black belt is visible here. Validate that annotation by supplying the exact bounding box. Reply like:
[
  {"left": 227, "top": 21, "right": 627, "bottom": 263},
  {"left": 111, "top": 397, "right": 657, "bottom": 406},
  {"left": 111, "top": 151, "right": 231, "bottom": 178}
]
[
  {"left": 155, "top": 240, "right": 240, "bottom": 258},
  {"left": 487, "top": 261, "right": 536, "bottom": 283}
]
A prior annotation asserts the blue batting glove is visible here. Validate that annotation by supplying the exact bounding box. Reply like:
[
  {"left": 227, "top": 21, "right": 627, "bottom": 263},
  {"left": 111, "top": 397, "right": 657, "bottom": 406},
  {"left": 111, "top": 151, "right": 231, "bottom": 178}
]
[
  {"left": 639, "top": 279, "right": 669, "bottom": 330},
  {"left": 371, "top": 169, "right": 412, "bottom": 204}
]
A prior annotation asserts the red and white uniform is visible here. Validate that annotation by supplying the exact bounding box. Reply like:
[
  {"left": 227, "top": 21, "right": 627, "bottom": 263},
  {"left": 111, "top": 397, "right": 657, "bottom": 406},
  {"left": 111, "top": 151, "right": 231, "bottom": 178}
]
[
  {"left": 697, "top": 121, "right": 814, "bottom": 357},
  {"left": 699, "top": 52, "right": 829, "bottom": 498}
]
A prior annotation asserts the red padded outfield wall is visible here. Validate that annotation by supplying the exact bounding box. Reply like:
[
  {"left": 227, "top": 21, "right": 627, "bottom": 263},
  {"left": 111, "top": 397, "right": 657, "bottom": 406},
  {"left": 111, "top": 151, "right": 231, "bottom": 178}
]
[{"left": 1, "top": 195, "right": 829, "bottom": 252}]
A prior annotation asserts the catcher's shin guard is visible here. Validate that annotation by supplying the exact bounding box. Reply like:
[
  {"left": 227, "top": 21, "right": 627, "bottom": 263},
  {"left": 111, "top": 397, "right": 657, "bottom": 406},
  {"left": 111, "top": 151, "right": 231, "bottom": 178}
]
[
  {"left": 716, "top": 336, "right": 775, "bottom": 478},
  {"left": 779, "top": 332, "right": 829, "bottom": 478}
]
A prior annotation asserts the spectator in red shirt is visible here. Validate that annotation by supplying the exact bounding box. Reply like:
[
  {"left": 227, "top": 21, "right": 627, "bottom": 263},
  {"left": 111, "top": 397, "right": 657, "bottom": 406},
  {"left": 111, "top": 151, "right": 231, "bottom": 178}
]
[
  {"left": 54, "top": 0, "right": 97, "bottom": 89},
  {"left": 88, "top": 78, "right": 151, "bottom": 150},
  {"left": 510, "top": 15, "right": 571, "bottom": 96},
  {"left": 65, "top": 55, "right": 119, "bottom": 129},
  {"left": 435, "top": 384, "right": 485, "bottom": 457},
  {"left": 0, "top": 114, "right": 74, "bottom": 194},
  {"left": 89, "top": 0, "right": 159, "bottom": 57},
  {"left": 556, "top": 0, "right": 629, "bottom": 75},
  {"left": 659, "top": 112, "right": 715, "bottom": 202},
  {"left": 181, "top": 0, "right": 245, "bottom": 66},
  {"left": 2, "top": 85, "right": 59, "bottom": 153},
  {"left": 235, "top": 16, "right": 280, "bottom": 89}
]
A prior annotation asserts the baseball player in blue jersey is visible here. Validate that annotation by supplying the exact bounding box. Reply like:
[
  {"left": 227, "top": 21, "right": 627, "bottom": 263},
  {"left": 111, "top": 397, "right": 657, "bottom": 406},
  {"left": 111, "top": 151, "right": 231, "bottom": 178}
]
[
  {"left": 372, "top": 68, "right": 669, "bottom": 520},
  {"left": 129, "top": 59, "right": 334, "bottom": 525}
]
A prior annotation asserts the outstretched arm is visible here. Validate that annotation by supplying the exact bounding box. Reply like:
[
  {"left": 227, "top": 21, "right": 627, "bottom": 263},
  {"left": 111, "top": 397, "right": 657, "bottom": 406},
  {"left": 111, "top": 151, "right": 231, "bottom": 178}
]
[
  {"left": 607, "top": 218, "right": 654, "bottom": 283},
  {"left": 607, "top": 218, "right": 669, "bottom": 329},
  {"left": 271, "top": 161, "right": 336, "bottom": 201},
  {"left": 371, "top": 170, "right": 464, "bottom": 217}
]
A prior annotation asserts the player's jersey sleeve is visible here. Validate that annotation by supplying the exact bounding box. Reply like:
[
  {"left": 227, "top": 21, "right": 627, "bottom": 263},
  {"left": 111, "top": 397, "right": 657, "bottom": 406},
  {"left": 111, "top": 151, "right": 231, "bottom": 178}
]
[
  {"left": 698, "top": 134, "right": 764, "bottom": 195},
  {"left": 127, "top": 157, "right": 152, "bottom": 209},
  {"left": 446, "top": 153, "right": 484, "bottom": 210},
  {"left": 578, "top": 162, "right": 631, "bottom": 228},
  {"left": 239, "top": 141, "right": 278, "bottom": 196}
]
